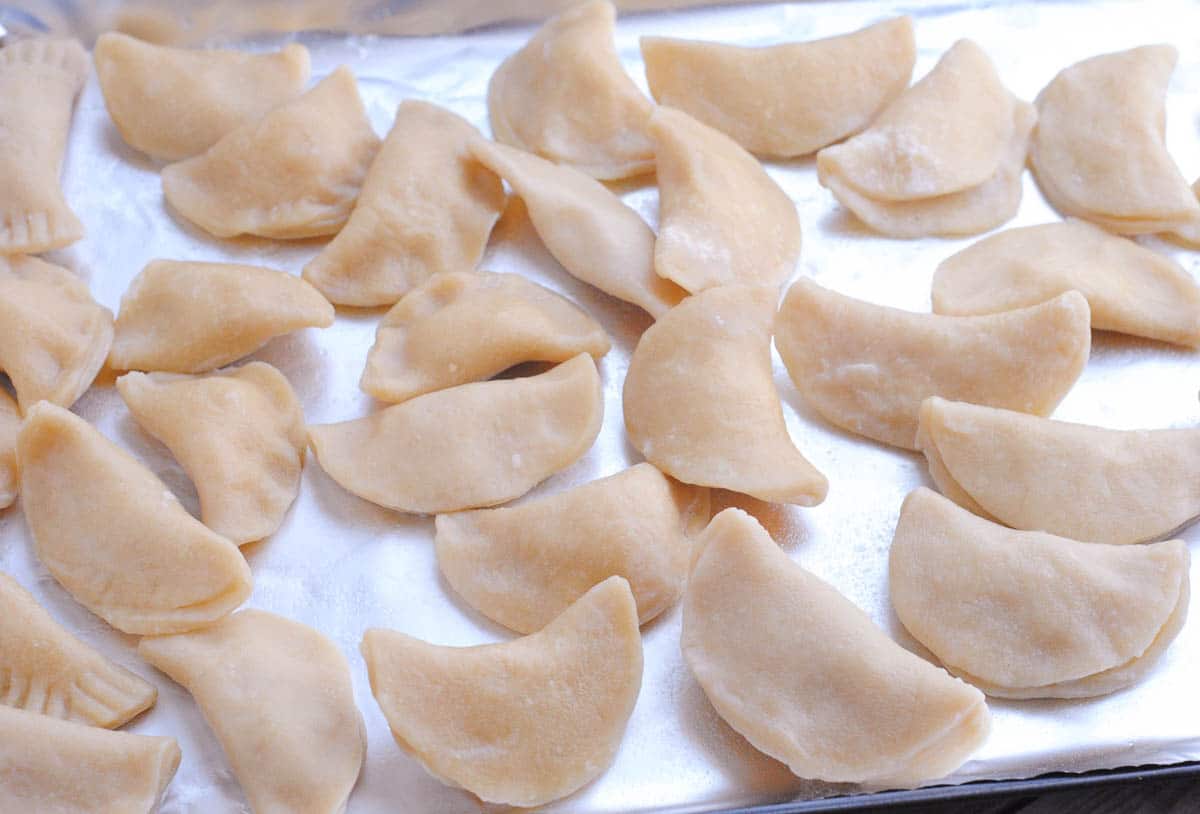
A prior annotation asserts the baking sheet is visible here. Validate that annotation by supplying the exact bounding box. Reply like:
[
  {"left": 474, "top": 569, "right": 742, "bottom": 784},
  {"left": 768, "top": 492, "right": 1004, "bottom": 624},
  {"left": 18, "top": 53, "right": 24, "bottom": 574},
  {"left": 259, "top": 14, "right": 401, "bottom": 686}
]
[{"left": 4, "top": 1, "right": 1200, "bottom": 811}]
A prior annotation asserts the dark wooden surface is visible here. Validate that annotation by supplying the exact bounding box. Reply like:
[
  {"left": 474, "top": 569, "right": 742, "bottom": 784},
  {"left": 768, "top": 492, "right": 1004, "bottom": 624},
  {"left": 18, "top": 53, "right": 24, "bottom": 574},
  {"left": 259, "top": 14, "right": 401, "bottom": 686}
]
[{"left": 854, "top": 775, "right": 1200, "bottom": 813}]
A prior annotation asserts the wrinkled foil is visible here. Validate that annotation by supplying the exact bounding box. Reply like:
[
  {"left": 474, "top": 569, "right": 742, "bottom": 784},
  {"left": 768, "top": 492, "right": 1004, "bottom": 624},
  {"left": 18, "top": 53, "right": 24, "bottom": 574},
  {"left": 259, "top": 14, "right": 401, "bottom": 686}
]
[{"left": 3, "top": 1, "right": 1200, "bottom": 811}]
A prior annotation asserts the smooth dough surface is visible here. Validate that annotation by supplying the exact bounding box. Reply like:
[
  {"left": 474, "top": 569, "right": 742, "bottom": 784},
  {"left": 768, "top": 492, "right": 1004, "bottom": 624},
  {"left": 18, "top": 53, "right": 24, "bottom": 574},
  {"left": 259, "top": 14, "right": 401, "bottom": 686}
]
[
  {"left": 0, "top": 392, "right": 16, "bottom": 509},
  {"left": 361, "top": 270, "right": 610, "bottom": 403},
  {"left": 362, "top": 576, "right": 643, "bottom": 807},
  {"left": 302, "top": 100, "right": 505, "bottom": 307},
  {"left": 139, "top": 610, "right": 365, "bottom": 814},
  {"left": 890, "top": 488, "right": 1190, "bottom": 699},
  {"left": 624, "top": 285, "right": 828, "bottom": 505},
  {"left": 683, "top": 508, "right": 989, "bottom": 786},
  {"left": 774, "top": 279, "right": 1090, "bottom": 449},
  {"left": 162, "top": 66, "right": 381, "bottom": 239},
  {"left": 17, "top": 402, "right": 252, "bottom": 635}
]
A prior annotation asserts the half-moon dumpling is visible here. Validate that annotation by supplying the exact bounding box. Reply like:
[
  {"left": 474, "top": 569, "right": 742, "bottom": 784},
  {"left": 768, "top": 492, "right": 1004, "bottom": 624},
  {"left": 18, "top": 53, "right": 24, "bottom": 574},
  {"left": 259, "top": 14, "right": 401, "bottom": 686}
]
[
  {"left": 138, "top": 610, "right": 365, "bottom": 814},
  {"left": 0, "top": 572, "right": 157, "bottom": 727},
  {"left": 624, "top": 285, "right": 827, "bottom": 504},
  {"left": 470, "top": 139, "right": 686, "bottom": 317},
  {"left": 684, "top": 508, "right": 989, "bottom": 786},
  {"left": 649, "top": 107, "right": 801, "bottom": 292},
  {"left": 774, "top": 279, "right": 1090, "bottom": 449},
  {"left": 18, "top": 402, "right": 252, "bottom": 635},
  {"left": 890, "top": 488, "right": 1190, "bottom": 699},
  {"left": 0, "top": 38, "right": 88, "bottom": 254},
  {"left": 109, "top": 260, "right": 334, "bottom": 374},
  {"left": 641, "top": 16, "right": 915, "bottom": 158},
  {"left": 0, "top": 255, "right": 114, "bottom": 414},
  {"left": 488, "top": 0, "right": 654, "bottom": 180},
  {"left": 0, "top": 705, "right": 180, "bottom": 814},
  {"left": 94, "top": 32, "right": 310, "bottom": 161},
  {"left": 436, "top": 463, "right": 708, "bottom": 633},
  {"left": 362, "top": 575, "right": 642, "bottom": 807},
  {"left": 302, "top": 100, "right": 506, "bottom": 307},
  {"left": 361, "top": 270, "right": 610, "bottom": 403},
  {"left": 917, "top": 396, "right": 1200, "bottom": 546},
  {"left": 116, "top": 362, "right": 307, "bottom": 545},
  {"left": 162, "top": 67, "right": 381, "bottom": 239},
  {"left": 311, "top": 354, "right": 602, "bottom": 514},
  {"left": 0, "top": 391, "right": 17, "bottom": 510}
]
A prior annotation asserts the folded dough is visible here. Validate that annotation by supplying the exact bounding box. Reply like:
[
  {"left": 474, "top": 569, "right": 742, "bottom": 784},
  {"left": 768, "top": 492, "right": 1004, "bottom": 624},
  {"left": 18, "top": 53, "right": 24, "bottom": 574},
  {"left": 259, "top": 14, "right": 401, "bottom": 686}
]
[
  {"left": 162, "top": 66, "right": 381, "bottom": 239},
  {"left": 683, "top": 508, "right": 989, "bottom": 786},
  {"left": 0, "top": 38, "right": 88, "bottom": 254},
  {"left": 109, "top": 259, "right": 334, "bottom": 374},
  {"left": 624, "top": 285, "right": 828, "bottom": 505},
  {"left": 890, "top": 488, "right": 1190, "bottom": 699},
  {"left": 488, "top": 0, "right": 654, "bottom": 180},
  {"left": 302, "top": 100, "right": 506, "bottom": 307},
  {"left": 94, "top": 32, "right": 311, "bottom": 161},
  {"left": 774, "top": 279, "right": 1090, "bottom": 449},
  {"left": 18, "top": 402, "right": 252, "bottom": 635},
  {"left": 138, "top": 610, "right": 365, "bottom": 814},
  {"left": 361, "top": 270, "right": 610, "bottom": 403},
  {"left": 362, "top": 575, "right": 642, "bottom": 807},
  {"left": 0, "top": 391, "right": 16, "bottom": 510}
]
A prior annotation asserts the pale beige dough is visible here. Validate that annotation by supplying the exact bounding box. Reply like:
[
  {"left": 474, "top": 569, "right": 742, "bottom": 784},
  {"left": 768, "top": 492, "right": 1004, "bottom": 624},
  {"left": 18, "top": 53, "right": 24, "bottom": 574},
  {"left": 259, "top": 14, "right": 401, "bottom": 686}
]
[
  {"left": 774, "top": 279, "right": 1091, "bottom": 449},
  {"left": 890, "top": 488, "right": 1190, "bottom": 699},
  {"left": 162, "top": 67, "right": 381, "bottom": 239},
  {"left": 1169, "top": 178, "right": 1200, "bottom": 245},
  {"left": 109, "top": 259, "right": 334, "bottom": 374},
  {"left": 641, "top": 16, "right": 915, "bottom": 158},
  {"left": 94, "top": 32, "right": 310, "bottom": 161},
  {"left": 361, "top": 270, "right": 610, "bottom": 403},
  {"left": 649, "top": 107, "right": 801, "bottom": 292},
  {"left": 362, "top": 576, "right": 642, "bottom": 807},
  {"left": 117, "top": 363, "right": 307, "bottom": 545},
  {"left": 310, "top": 354, "right": 602, "bottom": 514},
  {"left": 17, "top": 402, "right": 252, "bottom": 635},
  {"left": 683, "top": 508, "right": 989, "bottom": 786},
  {"left": 302, "top": 100, "right": 506, "bottom": 307},
  {"left": 0, "top": 391, "right": 16, "bottom": 509},
  {"left": 623, "top": 285, "right": 828, "bottom": 505},
  {"left": 139, "top": 610, "right": 365, "bottom": 814}
]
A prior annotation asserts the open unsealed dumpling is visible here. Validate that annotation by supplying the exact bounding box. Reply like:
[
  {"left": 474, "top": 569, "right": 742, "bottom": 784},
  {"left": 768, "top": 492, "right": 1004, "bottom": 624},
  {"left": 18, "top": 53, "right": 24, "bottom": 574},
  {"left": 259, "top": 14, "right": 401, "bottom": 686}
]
[
  {"left": 684, "top": 508, "right": 989, "bottom": 786},
  {"left": 17, "top": 403, "right": 252, "bottom": 635},
  {"left": 94, "top": 32, "right": 310, "bottom": 161},
  {"left": 642, "top": 17, "right": 915, "bottom": 158},
  {"left": 139, "top": 610, "right": 365, "bottom": 814},
  {"left": 890, "top": 488, "right": 1190, "bottom": 699},
  {"left": 362, "top": 576, "right": 642, "bottom": 807},
  {"left": 774, "top": 279, "right": 1090, "bottom": 449},
  {"left": 624, "top": 285, "right": 828, "bottom": 505},
  {"left": 361, "top": 270, "right": 610, "bottom": 403},
  {"left": 0, "top": 391, "right": 17, "bottom": 509},
  {"left": 488, "top": 0, "right": 654, "bottom": 180}
]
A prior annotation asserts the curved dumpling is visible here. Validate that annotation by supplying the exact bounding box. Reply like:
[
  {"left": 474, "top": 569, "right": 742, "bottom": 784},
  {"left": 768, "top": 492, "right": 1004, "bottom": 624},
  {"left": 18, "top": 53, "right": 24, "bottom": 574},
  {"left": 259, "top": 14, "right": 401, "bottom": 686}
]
[
  {"left": 774, "top": 279, "right": 1090, "bottom": 449},
  {"left": 0, "top": 38, "right": 87, "bottom": 254},
  {"left": 311, "top": 354, "right": 602, "bottom": 514},
  {"left": 917, "top": 396, "right": 1200, "bottom": 546},
  {"left": 488, "top": 0, "right": 654, "bottom": 180},
  {"left": 470, "top": 139, "right": 686, "bottom": 317},
  {"left": 94, "top": 33, "right": 310, "bottom": 161},
  {"left": 436, "top": 463, "right": 708, "bottom": 633},
  {"left": 116, "top": 362, "right": 307, "bottom": 545},
  {"left": 0, "top": 391, "right": 16, "bottom": 509},
  {"left": 890, "top": 488, "right": 1190, "bottom": 699},
  {"left": 162, "top": 67, "right": 381, "bottom": 239},
  {"left": 362, "top": 576, "right": 642, "bottom": 807},
  {"left": 641, "top": 16, "right": 915, "bottom": 158},
  {"left": 109, "top": 260, "right": 334, "bottom": 374},
  {"left": 0, "top": 256, "right": 114, "bottom": 415},
  {"left": 302, "top": 100, "right": 506, "bottom": 307},
  {"left": 138, "top": 610, "right": 365, "bottom": 814},
  {"left": 17, "top": 402, "right": 252, "bottom": 635},
  {"left": 649, "top": 107, "right": 801, "bottom": 292},
  {"left": 932, "top": 219, "right": 1200, "bottom": 346},
  {"left": 684, "top": 508, "right": 989, "bottom": 786},
  {"left": 0, "top": 572, "right": 156, "bottom": 727}
]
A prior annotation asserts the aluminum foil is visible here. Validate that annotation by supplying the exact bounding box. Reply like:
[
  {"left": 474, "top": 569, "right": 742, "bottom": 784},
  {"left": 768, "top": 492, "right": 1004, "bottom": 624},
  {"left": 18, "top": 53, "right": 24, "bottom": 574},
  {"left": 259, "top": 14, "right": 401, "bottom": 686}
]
[{"left": 4, "top": 1, "right": 1200, "bottom": 811}]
